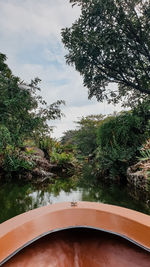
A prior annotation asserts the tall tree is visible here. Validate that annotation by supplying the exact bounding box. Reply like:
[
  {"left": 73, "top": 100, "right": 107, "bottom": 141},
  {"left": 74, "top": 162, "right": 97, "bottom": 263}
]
[
  {"left": 0, "top": 53, "right": 64, "bottom": 145},
  {"left": 62, "top": 0, "right": 150, "bottom": 106},
  {"left": 74, "top": 114, "right": 104, "bottom": 155}
]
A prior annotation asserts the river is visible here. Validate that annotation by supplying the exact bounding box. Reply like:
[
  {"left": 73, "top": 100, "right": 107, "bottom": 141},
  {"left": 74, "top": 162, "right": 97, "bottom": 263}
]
[{"left": 0, "top": 177, "right": 150, "bottom": 223}]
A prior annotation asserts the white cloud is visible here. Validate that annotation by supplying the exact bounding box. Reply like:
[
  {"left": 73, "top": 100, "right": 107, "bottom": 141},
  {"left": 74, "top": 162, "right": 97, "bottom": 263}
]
[
  {"left": 0, "top": 0, "right": 80, "bottom": 40},
  {"left": 0, "top": 0, "right": 121, "bottom": 139}
]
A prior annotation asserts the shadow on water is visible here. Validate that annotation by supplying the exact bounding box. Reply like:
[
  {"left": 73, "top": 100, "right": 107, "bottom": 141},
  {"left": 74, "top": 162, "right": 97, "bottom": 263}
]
[{"left": 0, "top": 175, "right": 150, "bottom": 223}]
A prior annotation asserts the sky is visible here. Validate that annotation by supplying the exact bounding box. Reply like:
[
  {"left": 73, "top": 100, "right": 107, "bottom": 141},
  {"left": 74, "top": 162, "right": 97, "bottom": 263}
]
[{"left": 0, "top": 0, "right": 122, "bottom": 139}]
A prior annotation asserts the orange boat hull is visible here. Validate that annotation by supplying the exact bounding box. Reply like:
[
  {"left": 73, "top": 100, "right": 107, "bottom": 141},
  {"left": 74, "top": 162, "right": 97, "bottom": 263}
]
[{"left": 0, "top": 202, "right": 150, "bottom": 266}]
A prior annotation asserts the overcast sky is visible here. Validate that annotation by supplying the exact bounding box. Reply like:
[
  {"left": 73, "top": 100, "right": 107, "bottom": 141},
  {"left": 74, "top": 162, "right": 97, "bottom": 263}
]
[{"left": 0, "top": 0, "right": 122, "bottom": 138}]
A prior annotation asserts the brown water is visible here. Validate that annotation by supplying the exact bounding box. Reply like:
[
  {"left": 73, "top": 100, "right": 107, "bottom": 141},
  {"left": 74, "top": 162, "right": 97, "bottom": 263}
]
[{"left": 4, "top": 229, "right": 150, "bottom": 267}]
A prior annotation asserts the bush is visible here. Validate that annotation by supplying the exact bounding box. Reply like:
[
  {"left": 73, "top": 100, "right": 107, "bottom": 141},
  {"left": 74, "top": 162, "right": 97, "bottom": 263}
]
[
  {"left": 38, "top": 136, "right": 75, "bottom": 165},
  {"left": 3, "top": 153, "right": 34, "bottom": 173},
  {"left": 38, "top": 136, "right": 53, "bottom": 157},
  {"left": 96, "top": 106, "right": 150, "bottom": 181},
  {"left": 50, "top": 150, "right": 73, "bottom": 164},
  {"left": 0, "top": 126, "right": 12, "bottom": 151},
  {"left": 138, "top": 139, "right": 150, "bottom": 181}
]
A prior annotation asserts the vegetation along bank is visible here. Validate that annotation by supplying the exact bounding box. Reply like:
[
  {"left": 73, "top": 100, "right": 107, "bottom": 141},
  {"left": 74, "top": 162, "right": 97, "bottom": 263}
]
[{"left": 0, "top": 0, "right": 150, "bottom": 202}]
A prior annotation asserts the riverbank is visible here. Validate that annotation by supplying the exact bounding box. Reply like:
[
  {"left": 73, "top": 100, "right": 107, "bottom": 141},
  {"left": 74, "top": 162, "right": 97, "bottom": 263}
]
[
  {"left": 0, "top": 140, "right": 80, "bottom": 184},
  {"left": 1, "top": 141, "right": 150, "bottom": 206}
]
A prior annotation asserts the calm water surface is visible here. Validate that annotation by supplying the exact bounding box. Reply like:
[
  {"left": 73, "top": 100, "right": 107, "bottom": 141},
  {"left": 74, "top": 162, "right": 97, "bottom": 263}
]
[{"left": 0, "top": 178, "right": 150, "bottom": 223}]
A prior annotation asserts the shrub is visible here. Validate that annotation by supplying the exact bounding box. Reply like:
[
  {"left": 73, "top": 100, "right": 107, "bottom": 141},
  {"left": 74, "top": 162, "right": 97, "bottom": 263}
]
[
  {"left": 50, "top": 147, "right": 73, "bottom": 165},
  {"left": 3, "top": 153, "right": 34, "bottom": 173},
  {"left": 0, "top": 126, "right": 12, "bottom": 151},
  {"left": 38, "top": 136, "right": 53, "bottom": 157},
  {"left": 96, "top": 106, "right": 149, "bottom": 181}
]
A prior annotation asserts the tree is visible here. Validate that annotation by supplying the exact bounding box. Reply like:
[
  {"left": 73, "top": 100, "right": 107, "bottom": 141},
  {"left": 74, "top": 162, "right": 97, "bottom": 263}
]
[
  {"left": 61, "top": 0, "right": 150, "bottom": 106},
  {"left": 61, "top": 130, "right": 78, "bottom": 145},
  {"left": 96, "top": 105, "right": 150, "bottom": 180},
  {"left": 0, "top": 53, "right": 64, "bottom": 145},
  {"left": 74, "top": 114, "right": 104, "bottom": 156}
]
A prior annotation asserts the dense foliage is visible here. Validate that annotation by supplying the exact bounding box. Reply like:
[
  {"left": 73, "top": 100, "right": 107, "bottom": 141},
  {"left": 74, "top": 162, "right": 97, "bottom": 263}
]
[
  {"left": 0, "top": 53, "right": 64, "bottom": 146},
  {"left": 74, "top": 115, "right": 104, "bottom": 156},
  {"left": 61, "top": 130, "right": 78, "bottom": 146},
  {"left": 0, "top": 53, "right": 64, "bottom": 176},
  {"left": 62, "top": 0, "right": 150, "bottom": 106},
  {"left": 61, "top": 102, "right": 150, "bottom": 183},
  {"left": 39, "top": 136, "right": 75, "bottom": 165},
  {"left": 61, "top": 115, "right": 104, "bottom": 156},
  {"left": 97, "top": 104, "right": 150, "bottom": 181}
]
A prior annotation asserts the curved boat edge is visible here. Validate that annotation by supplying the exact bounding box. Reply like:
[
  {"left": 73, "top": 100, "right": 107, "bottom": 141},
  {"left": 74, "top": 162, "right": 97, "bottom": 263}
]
[{"left": 0, "top": 202, "right": 150, "bottom": 265}]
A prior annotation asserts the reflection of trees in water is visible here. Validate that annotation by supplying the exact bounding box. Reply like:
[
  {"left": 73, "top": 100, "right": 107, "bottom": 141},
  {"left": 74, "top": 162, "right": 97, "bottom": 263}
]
[
  {"left": 0, "top": 178, "right": 149, "bottom": 223},
  {"left": 0, "top": 178, "right": 78, "bottom": 223},
  {"left": 81, "top": 184, "right": 150, "bottom": 215},
  {"left": 28, "top": 190, "right": 52, "bottom": 209},
  {"left": 49, "top": 179, "right": 76, "bottom": 196},
  {"left": 0, "top": 184, "right": 55, "bottom": 223},
  {"left": 0, "top": 184, "right": 33, "bottom": 223}
]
